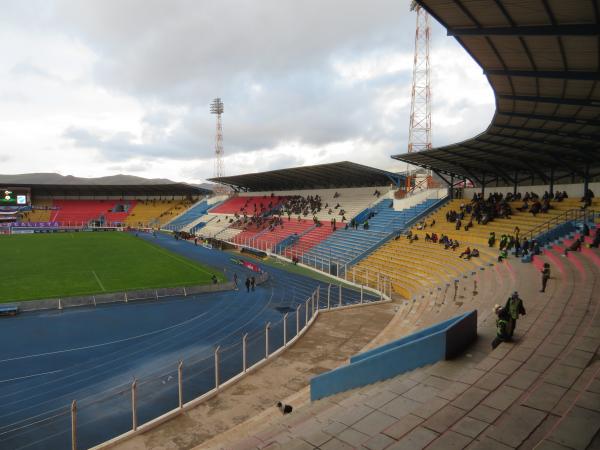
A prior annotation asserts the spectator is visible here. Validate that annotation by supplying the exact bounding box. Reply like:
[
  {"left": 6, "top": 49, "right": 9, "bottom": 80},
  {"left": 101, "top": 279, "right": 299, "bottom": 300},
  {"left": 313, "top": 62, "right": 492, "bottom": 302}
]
[
  {"left": 492, "top": 305, "right": 511, "bottom": 349},
  {"left": 564, "top": 236, "right": 583, "bottom": 256},
  {"left": 498, "top": 248, "right": 508, "bottom": 262},
  {"left": 251, "top": 276, "right": 256, "bottom": 291},
  {"left": 245, "top": 277, "right": 251, "bottom": 293},
  {"left": 505, "top": 291, "right": 526, "bottom": 338},
  {"left": 540, "top": 263, "right": 551, "bottom": 293},
  {"left": 459, "top": 246, "right": 471, "bottom": 259},
  {"left": 471, "top": 248, "right": 480, "bottom": 258},
  {"left": 488, "top": 232, "right": 496, "bottom": 247}
]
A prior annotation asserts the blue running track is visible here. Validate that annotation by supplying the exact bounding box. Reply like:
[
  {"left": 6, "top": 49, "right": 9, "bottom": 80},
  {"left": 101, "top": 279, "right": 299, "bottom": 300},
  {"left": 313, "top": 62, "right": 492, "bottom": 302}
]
[{"left": 0, "top": 232, "right": 379, "bottom": 449}]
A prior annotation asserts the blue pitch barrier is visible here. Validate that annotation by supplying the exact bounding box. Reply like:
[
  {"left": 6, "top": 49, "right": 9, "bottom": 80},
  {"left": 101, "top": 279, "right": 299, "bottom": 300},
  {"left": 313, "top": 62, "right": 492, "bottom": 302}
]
[
  {"left": 310, "top": 310, "right": 477, "bottom": 401},
  {"left": 0, "top": 232, "right": 382, "bottom": 450}
]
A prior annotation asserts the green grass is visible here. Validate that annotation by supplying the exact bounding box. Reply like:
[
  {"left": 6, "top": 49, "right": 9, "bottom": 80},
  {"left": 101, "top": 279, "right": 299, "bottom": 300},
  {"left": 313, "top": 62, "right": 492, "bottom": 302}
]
[{"left": 0, "top": 232, "right": 225, "bottom": 303}]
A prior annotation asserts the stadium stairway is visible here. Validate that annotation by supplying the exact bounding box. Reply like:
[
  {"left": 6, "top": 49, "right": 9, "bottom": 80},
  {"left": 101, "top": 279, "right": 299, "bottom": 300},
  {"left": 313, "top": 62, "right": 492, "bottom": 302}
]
[
  {"left": 232, "top": 219, "right": 316, "bottom": 251},
  {"left": 298, "top": 198, "right": 439, "bottom": 270},
  {"left": 351, "top": 197, "right": 599, "bottom": 298},
  {"left": 214, "top": 229, "right": 600, "bottom": 450},
  {"left": 163, "top": 199, "right": 211, "bottom": 231},
  {"left": 20, "top": 198, "right": 53, "bottom": 222}
]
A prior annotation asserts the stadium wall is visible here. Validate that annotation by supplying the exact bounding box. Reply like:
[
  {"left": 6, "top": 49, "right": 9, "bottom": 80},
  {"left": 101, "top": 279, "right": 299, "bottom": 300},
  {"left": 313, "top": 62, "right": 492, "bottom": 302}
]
[
  {"left": 310, "top": 310, "right": 477, "bottom": 401},
  {"left": 463, "top": 182, "right": 599, "bottom": 199}
]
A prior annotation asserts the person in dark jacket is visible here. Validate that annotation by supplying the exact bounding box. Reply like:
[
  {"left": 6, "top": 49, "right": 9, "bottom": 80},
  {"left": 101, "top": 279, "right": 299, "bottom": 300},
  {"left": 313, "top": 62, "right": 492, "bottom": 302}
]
[
  {"left": 492, "top": 305, "right": 511, "bottom": 349},
  {"left": 245, "top": 277, "right": 251, "bottom": 293},
  {"left": 505, "top": 291, "right": 526, "bottom": 338},
  {"left": 250, "top": 276, "right": 256, "bottom": 291},
  {"left": 541, "top": 263, "right": 551, "bottom": 293}
]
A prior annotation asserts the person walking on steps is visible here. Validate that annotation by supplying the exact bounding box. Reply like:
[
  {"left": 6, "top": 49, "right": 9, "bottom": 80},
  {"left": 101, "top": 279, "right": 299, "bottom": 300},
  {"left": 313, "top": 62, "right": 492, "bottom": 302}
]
[
  {"left": 245, "top": 277, "right": 251, "bottom": 293},
  {"left": 505, "top": 291, "right": 526, "bottom": 339},
  {"left": 492, "top": 305, "right": 511, "bottom": 349},
  {"left": 540, "top": 263, "right": 551, "bottom": 293}
]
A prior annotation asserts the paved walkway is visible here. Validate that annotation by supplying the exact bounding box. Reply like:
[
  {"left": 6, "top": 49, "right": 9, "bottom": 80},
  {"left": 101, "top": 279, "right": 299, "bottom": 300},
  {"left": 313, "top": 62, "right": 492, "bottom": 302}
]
[
  {"left": 210, "top": 245, "right": 600, "bottom": 449},
  {"left": 113, "top": 301, "right": 396, "bottom": 450}
]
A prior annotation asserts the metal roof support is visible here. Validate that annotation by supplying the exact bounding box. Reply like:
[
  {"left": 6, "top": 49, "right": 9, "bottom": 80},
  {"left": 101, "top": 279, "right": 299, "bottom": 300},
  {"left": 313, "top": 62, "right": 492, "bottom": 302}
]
[
  {"left": 493, "top": 124, "right": 600, "bottom": 143},
  {"left": 584, "top": 164, "right": 590, "bottom": 197},
  {"left": 481, "top": 172, "right": 486, "bottom": 196},
  {"left": 513, "top": 170, "right": 518, "bottom": 196},
  {"left": 497, "top": 111, "right": 600, "bottom": 128},
  {"left": 549, "top": 167, "right": 555, "bottom": 195},
  {"left": 497, "top": 94, "right": 600, "bottom": 108},
  {"left": 485, "top": 69, "right": 600, "bottom": 81},
  {"left": 448, "top": 24, "right": 600, "bottom": 37}
]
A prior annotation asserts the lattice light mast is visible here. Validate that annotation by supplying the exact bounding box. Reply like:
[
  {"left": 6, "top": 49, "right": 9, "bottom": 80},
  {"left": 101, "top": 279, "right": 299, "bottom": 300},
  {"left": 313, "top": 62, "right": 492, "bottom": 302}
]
[
  {"left": 210, "top": 97, "right": 225, "bottom": 179},
  {"left": 408, "top": 1, "right": 432, "bottom": 153}
]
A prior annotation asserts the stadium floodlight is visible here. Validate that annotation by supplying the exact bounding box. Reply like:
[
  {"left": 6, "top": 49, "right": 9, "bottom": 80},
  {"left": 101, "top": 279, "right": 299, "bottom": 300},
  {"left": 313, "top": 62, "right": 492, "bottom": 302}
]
[{"left": 210, "top": 98, "right": 225, "bottom": 181}]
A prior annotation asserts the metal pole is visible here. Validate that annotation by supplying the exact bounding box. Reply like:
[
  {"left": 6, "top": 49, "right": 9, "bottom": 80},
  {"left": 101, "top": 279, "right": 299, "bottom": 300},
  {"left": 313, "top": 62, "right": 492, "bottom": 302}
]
[
  {"left": 71, "top": 400, "right": 77, "bottom": 450},
  {"left": 377, "top": 273, "right": 381, "bottom": 292},
  {"left": 283, "top": 313, "right": 288, "bottom": 346},
  {"left": 327, "top": 284, "right": 331, "bottom": 309},
  {"left": 265, "top": 322, "right": 271, "bottom": 358},
  {"left": 131, "top": 379, "right": 138, "bottom": 431},
  {"left": 296, "top": 305, "right": 301, "bottom": 334},
  {"left": 338, "top": 284, "right": 342, "bottom": 307},
  {"left": 242, "top": 333, "right": 248, "bottom": 372},
  {"left": 353, "top": 267, "right": 356, "bottom": 283},
  {"left": 366, "top": 268, "right": 370, "bottom": 287},
  {"left": 361, "top": 285, "right": 364, "bottom": 303},
  {"left": 214, "top": 346, "right": 220, "bottom": 389},
  {"left": 305, "top": 299, "right": 309, "bottom": 324},
  {"left": 178, "top": 361, "right": 183, "bottom": 409},
  {"left": 316, "top": 286, "right": 320, "bottom": 310}
]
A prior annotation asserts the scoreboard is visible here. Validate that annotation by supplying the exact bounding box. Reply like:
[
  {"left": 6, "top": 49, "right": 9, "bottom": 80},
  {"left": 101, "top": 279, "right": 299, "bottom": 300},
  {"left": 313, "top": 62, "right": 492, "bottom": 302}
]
[{"left": 0, "top": 188, "right": 30, "bottom": 207}]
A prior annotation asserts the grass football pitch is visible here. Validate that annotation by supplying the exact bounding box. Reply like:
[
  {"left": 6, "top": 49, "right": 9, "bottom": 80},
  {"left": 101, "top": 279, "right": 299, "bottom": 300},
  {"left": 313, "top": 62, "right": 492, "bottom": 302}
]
[{"left": 0, "top": 232, "right": 225, "bottom": 303}]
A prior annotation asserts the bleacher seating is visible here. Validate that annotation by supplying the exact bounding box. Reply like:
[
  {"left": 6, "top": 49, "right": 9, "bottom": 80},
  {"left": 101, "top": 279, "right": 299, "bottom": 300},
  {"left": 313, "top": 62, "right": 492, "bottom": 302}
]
[
  {"left": 209, "top": 195, "right": 284, "bottom": 215},
  {"left": 300, "top": 198, "right": 439, "bottom": 270},
  {"left": 233, "top": 219, "right": 315, "bottom": 251},
  {"left": 20, "top": 199, "right": 52, "bottom": 223},
  {"left": 218, "top": 219, "right": 600, "bottom": 450},
  {"left": 124, "top": 199, "right": 190, "bottom": 227},
  {"left": 352, "top": 195, "right": 600, "bottom": 298},
  {"left": 164, "top": 199, "right": 211, "bottom": 230},
  {"left": 50, "top": 200, "right": 136, "bottom": 225}
]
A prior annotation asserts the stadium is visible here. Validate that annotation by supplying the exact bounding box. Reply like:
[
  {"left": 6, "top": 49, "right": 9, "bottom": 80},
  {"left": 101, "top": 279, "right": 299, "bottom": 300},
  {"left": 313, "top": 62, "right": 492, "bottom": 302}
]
[{"left": 0, "top": 1, "right": 599, "bottom": 450}]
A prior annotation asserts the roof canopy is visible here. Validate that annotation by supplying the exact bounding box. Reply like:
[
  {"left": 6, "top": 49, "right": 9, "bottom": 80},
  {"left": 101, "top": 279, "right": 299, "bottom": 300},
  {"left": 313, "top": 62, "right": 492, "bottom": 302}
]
[
  {"left": 393, "top": 0, "right": 600, "bottom": 186},
  {"left": 6, "top": 183, "right": 211, "bottom": 197},
  {"left": 209, "top": 161, "right": 402, "bottom": 191}
]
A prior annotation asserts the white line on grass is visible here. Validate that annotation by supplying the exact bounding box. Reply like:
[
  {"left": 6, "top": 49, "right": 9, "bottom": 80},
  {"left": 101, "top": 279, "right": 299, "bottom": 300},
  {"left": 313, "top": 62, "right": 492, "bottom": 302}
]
[{"left": 92, "top": 270, "right": 106, "bottom": 291}]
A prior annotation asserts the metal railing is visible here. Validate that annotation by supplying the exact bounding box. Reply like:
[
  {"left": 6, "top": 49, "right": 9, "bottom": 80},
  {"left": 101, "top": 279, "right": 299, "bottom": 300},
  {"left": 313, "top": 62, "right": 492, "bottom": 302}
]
[{"left": 527, "top": 208, "right": 598, "bottom": 241}]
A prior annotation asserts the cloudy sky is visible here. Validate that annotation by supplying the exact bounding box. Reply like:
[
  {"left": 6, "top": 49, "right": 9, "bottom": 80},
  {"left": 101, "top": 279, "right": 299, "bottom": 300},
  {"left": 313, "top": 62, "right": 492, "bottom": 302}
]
[{"left": 0, "top": 0, "right": 495, "bottom": 183}]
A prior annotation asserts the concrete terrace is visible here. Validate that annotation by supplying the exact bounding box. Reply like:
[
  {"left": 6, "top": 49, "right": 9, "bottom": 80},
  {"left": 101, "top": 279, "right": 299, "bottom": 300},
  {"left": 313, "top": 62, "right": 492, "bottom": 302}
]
[{"left": 208, "top": 242, "right": 600, "bottom": 449}]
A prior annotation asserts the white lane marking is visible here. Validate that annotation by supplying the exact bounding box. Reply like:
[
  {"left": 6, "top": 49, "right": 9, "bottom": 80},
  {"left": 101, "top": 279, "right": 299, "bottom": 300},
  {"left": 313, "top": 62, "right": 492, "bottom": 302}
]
[
  {"left": 0, "top": 369, "right": 62, "bottom": 384},
  {"left": 92, "top": 270, "right": 106, "bottom": 291}
]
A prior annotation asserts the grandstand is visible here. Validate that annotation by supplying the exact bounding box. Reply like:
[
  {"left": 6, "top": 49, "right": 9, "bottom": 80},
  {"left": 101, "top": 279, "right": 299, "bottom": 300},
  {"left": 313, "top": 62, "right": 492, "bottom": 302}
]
[{"left": 0, "top": 182, "right": 209, "bottom": 229}]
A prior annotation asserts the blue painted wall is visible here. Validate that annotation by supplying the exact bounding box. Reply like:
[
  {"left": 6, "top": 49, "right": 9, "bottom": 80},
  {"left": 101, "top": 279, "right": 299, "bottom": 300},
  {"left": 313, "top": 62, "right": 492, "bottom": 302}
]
[{"left": 310, "top": 310, "right": 477, "bottom": 401}]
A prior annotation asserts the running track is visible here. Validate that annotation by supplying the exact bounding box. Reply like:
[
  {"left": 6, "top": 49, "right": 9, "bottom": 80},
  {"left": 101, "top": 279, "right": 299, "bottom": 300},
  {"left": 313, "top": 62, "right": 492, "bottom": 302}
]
[{"left": 0, "top": 232, "right": 379, "bottom": 449}]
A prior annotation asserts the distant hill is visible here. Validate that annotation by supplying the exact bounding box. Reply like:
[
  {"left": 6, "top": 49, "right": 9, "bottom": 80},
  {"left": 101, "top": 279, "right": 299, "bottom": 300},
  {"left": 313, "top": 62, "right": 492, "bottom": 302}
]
[{"left": 0, "top": 173, "right": 179, "bottom": 185}]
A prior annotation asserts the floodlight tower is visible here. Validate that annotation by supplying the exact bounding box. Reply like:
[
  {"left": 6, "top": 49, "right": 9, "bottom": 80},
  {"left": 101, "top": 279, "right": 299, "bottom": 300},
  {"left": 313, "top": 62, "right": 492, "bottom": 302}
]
[
  {"left": 408, "top": 1, "right": 432, "bottom": 153},
  {"left": 210, "top": 97, "right": 225, "bottom": 179}
]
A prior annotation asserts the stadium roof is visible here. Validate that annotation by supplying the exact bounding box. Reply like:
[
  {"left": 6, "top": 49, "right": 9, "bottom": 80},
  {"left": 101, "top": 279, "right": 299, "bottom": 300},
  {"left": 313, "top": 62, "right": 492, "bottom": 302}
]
[
  {"left": 209, "top": 161, "right": 403, "bottom": 191},
  {"left": 393, "top": 0, "right": 600, "bottom": 186},
  {"left": 5, "top": 183, "right": 210, "bottom": 197}
]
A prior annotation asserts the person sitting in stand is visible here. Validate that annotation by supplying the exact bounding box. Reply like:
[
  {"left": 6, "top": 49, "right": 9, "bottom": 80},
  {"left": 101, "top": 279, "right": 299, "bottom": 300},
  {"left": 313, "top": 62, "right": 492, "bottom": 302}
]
[
  {"left": 470, "top": 248, "right": 480, "bottom": 258},
  {"left": 450, "top": 239, "right": 460, "bottom": 251},
  {"left": 590, "top": 228, "right": 600, "bottom": 248},
  {"left": 455, "top": 219, "right": 462, "bottom": 230},
  {"left": 459, "top": 246, "right": 471, "bottom": 259},
  {"left": 488, "top": 231, "right": 496, "bottom": 247},
  {"left": 564, "top": 236, "right": 583, "bottom": 256},
  {"left": 425, "top": 233, "right": 431, "bottom": 242},
  {"left": 464, "top": 218, "right": 473, "bottom": 231},
  {"left": 518, "top": 200, "right": 529, "bottom": 212},
  {"left": 431, "top": 232, "right": 438, "bottom": 243}
]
